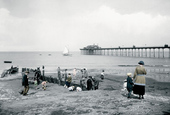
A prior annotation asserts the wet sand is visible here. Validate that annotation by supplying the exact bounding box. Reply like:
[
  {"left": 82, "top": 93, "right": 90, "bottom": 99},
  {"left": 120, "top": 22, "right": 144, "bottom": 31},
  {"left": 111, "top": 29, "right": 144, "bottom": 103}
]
[{"left": 0, "top": 73, "right": 170, "bottom": 115}]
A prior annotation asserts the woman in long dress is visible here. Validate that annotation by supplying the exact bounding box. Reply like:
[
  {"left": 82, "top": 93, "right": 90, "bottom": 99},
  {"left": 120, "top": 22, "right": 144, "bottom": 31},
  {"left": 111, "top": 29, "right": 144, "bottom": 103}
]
[{"left": 133, "top": 61, "right": 147, "bottom": 99}]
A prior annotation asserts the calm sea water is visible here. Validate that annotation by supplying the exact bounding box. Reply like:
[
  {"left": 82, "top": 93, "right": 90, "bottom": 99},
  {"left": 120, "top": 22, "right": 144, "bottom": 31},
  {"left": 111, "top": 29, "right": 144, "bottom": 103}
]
[{"left": 0, "top": 51, "right": 170, "bottom": 82}]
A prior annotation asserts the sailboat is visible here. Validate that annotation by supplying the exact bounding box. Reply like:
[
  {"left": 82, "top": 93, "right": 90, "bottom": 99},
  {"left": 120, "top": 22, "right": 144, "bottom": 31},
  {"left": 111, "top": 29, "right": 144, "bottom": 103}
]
[{"left": 63, "top": 47, "right": 71, "bottom": 56}]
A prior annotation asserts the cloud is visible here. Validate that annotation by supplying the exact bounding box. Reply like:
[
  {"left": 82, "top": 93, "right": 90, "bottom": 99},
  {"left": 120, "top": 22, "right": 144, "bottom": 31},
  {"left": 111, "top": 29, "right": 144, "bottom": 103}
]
[
  {"left": 0, "top": 8, "right": 40, "bottom": 50},
  {"left": 76, "top": 5, "right": 170, "bottom": 47},
  {"left": 0, "top": 1, "right": 170, "bottom": 51}
]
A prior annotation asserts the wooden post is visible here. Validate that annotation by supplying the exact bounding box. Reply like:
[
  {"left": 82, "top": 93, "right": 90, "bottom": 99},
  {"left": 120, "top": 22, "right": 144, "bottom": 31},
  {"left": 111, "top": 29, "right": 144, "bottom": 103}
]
[
  {"left": 42, "top": 65, "right": 45, "bottom": 81},
  {"left": 149, "top": 49, "right": 151, "bottom": 57},
  {"left": 138, "top": 49, "right": 140, "bottom": 57},
  {"left": 145, "top": 49, "right": 147, "bottom": 57},
  {"left": 169, "top": 48, "right": 170, "bottom": 58},
  {"left": 141, "top": 49, "right": 143, "bottom": 57},
  {"left": 57, "top": 67, "right": 61, "bottom": 85},
  {"left": 158, "top": 48, "right": 160, "bottom": 58},
  {"left": 153, "top": 48, "right": 155, "bottom": 57},
  {"left": 111, "top": 49, "right": 113, "bottom": 56}
]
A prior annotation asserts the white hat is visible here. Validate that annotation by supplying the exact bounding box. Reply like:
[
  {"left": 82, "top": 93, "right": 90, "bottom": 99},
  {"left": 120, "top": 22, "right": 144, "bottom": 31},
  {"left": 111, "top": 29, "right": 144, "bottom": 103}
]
[{"left": 127, "top": 73, "right": 132, "bottom": 76}]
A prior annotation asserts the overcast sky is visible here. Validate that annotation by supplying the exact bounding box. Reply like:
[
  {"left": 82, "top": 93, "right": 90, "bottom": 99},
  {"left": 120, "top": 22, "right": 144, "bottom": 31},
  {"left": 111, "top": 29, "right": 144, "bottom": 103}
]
[{"left": 0, "top": 0, "right": 170, "bottom": 51}]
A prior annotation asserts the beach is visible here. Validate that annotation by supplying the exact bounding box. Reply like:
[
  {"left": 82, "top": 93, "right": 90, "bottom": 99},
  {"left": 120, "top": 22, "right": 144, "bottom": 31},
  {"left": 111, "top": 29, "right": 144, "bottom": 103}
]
[{"left": 0, "top": 72, "right": 170, "bottom": 115}]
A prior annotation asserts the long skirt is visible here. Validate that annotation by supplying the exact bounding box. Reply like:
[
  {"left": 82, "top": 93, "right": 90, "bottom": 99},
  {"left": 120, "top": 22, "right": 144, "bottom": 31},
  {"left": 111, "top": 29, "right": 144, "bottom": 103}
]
[{"left": 133, "top": 84, "right": 145, "bottom": 95}]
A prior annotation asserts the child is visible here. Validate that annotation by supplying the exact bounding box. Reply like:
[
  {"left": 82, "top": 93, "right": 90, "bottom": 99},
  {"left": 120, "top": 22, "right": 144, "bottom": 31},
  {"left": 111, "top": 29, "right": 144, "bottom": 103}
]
[
  {"left": 100, "top": 70, "right": 105, "bottom": 80},
  {"left": 41, "top": 81, "right": 47, "bottom": 90},
  {"left": 34, "top": 78, "right": 38, "bottom": 86},
  {"left": 127, "top": 73, "right": 134, "bottom": 98},
  {"left": 65, "top": 73, "right": 72, "bottom": 88}
]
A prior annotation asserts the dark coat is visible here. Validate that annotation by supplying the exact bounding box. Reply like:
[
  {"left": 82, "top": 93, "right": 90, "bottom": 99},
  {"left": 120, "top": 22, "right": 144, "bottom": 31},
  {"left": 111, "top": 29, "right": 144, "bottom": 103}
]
[
  {"left": 87, "top": 79, "right": 92, "bottom": 90},
  {"left": 22, "top": 74, "right": 28, "bottom": 87},
  {"left": 127, "top": 76, "right": 134, "bottom": 92},
  {"left": 35, "top": 70, "right": 41, "bottom": 79}
]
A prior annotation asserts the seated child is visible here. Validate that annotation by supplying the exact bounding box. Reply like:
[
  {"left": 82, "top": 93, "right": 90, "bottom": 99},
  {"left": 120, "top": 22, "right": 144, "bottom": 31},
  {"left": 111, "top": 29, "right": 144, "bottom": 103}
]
[
  {"left": 92, "top": 76, "right": 99, "bottom": 90},
  {"left": 41, "top": 81, "right": 47, "bottom": 90},
  {"left": 126, "top": 73, "right": 134, "bottom": 98},
  {"left": 65, "top": 73, "right": 72, "bottom": 88}
]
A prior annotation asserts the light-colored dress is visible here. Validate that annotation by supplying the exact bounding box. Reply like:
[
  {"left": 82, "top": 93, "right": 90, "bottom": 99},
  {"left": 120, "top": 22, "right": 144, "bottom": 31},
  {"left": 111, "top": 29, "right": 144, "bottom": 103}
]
[{"left": 133, "top": 65, "right": 147, "bottom": 95}]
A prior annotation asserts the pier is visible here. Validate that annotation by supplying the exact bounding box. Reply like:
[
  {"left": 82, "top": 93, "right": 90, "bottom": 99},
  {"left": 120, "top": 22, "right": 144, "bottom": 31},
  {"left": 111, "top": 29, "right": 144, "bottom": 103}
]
[{"left": 80, "top": 44, "right": 170, "bottom": 58}]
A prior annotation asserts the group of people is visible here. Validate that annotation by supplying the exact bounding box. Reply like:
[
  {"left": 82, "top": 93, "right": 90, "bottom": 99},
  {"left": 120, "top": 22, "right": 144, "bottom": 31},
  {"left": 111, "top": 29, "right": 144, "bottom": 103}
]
[
  {"left": 63, "top": 68, "right": 100, "bottom": 91},
  {"left": 20, "top": 67, "right": 96, "bottom": 95},
  {"left": 126, "top": 61, "right": 147, "bottom": 99},
  {"left": 20, "top": 60, "right": 146, "bottom": 98}
]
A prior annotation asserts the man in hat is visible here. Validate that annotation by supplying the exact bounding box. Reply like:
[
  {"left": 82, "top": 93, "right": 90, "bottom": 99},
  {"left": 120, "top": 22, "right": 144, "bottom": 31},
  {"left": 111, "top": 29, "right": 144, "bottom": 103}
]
[{"left": 22, "top": 71, "right": 29, "bottom": 95}]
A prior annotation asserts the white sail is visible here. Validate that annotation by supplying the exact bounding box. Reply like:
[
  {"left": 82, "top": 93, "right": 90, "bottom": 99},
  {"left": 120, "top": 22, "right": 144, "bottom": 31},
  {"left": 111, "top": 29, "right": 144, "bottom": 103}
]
[{"left": 63, "top": 47, "right": 69, "bottom": 56}]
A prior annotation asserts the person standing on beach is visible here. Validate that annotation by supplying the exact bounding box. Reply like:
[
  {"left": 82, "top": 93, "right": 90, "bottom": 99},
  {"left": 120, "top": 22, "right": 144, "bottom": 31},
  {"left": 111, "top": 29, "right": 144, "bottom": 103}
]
[
  {"left": 81, "top": 69, "right": 84, "bottom": 78},
  {"left": 127, "top": 73, "right": 134, "bottom": 98},
  {"left": 57, "top": 67, "right": 61, "bottom": 85},
  {"left": 133, "top": 61, "right": 147, "bottom": 99},
  {"left": 34, "top": 67, "right": 41, "bottom": 85},
  {"left": 83, "top": 68, "right": 88, "bottom": 78},
  {"left": 64, "top": 69, "right": 68, "bottom": 83},
  {"left": 73, "top": 68, "right": 77, "bottom": 77},
  {"left": 100, "top": 70, "right": 105, "bottom": 80},
  {"left": 86, "top": 76, "right": 93, "bottom": 90},
  {"left": 22, "top": 71, "right": 29, "bottom": 96}
]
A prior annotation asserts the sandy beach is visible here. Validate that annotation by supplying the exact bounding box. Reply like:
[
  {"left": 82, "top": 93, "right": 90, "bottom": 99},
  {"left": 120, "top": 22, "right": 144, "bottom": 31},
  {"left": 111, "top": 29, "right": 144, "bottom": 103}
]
[{"left": 0, "top": 72, "right": 170, "bottom": 115}]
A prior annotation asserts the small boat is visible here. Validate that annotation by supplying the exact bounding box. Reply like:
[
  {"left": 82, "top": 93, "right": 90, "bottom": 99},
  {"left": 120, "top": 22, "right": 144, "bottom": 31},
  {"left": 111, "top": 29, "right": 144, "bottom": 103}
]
[
  {"left": 9, "top": 67, "right": 19, "bottom": 74},
  {"left": 1, "top": 66, "right": 19, "bottom": 78},
  {"left": 4, "top": 61, "right": 12, "bottom": 63},
  {"left": 1, "top": 69, "right": 8, "bottom": 78},
  {"left": 63, "top": 47, "right": 72, "bottom": 56}
]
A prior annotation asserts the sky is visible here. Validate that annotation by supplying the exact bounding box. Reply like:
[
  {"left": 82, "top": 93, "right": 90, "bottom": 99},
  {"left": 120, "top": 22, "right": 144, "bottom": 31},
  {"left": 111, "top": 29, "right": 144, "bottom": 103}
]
[{"left": 0, "top": 0, "right": 170, "bottom": 51}]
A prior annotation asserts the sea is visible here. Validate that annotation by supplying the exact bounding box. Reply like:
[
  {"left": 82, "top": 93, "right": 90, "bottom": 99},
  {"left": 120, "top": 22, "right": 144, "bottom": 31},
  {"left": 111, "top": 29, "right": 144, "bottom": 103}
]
[{"left": 0, "top": 51, "right": 170, "bottom": 82}]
